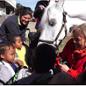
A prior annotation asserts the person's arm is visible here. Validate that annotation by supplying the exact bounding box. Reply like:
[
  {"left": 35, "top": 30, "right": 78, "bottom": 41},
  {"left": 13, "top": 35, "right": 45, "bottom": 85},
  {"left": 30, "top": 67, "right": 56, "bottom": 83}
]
[
  {"left": 58, "top": 63, "right": 79, "bottom": 78},
  {"left": 5, "top": 21, "right": 20, "bottom": 35},
  {"left": 14, "top": 59, "right": 24, "bottom": 68},
  {"left": 67, "top": 69, "right": 80, "bottom": 78},
  {"left": 59, "top": 62, "right": 86, "bottom": 78}
]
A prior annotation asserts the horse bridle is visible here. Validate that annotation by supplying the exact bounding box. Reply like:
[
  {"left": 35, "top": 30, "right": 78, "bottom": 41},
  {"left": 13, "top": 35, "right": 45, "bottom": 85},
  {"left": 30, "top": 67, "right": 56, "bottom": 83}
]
[{"left": 39, "top": 11, "right": 67, "bottom": 48}]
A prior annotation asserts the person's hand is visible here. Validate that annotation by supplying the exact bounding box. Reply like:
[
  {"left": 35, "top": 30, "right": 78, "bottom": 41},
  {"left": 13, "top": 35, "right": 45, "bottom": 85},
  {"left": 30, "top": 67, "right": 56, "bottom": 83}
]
[
  {"left": 14, "top": 59, "right": 24, "bottom": 68},
  {"left": 59, "top": 63, "right": 69, "bottom": 72},
  {"left": 39, "top": 5, "right": 45, "bottom": 10}
]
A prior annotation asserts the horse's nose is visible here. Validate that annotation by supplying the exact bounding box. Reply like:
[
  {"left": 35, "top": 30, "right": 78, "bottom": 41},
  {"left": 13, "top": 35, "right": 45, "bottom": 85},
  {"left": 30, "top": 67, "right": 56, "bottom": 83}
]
[{"left": 49, "top": 19, "right": 56, "bottom": 26}]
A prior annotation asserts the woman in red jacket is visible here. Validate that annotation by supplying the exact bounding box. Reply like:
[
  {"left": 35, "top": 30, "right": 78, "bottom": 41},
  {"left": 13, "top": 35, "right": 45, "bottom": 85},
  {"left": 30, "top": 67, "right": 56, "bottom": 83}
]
[{"left": 55, "top": 23, "right": 86, "bottom": 78}]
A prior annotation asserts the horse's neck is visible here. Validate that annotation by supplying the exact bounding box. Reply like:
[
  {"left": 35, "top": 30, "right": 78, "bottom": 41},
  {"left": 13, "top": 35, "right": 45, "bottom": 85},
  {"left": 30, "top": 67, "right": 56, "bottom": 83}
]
[
  {"left": 64, "top": 0, "right": 86, "bottom": 18},
  {"left": 63, "top": 0, "right": 86, "bottom": 29},
  {"left": 66, "top": 15, "right": 86, "bottom": 31}
]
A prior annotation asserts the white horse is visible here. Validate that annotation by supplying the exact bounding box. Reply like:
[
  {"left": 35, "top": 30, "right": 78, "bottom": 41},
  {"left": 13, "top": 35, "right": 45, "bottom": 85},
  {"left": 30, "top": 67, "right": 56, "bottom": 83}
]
[{"left": 39, "top": 0, "right": 86, "bottom": 47}]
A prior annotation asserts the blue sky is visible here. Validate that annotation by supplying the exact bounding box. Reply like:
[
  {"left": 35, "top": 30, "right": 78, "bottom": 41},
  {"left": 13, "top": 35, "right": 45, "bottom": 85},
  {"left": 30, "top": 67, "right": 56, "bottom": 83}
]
[{"left": 16, "top": 0, "right": 39, "bottom": 11}]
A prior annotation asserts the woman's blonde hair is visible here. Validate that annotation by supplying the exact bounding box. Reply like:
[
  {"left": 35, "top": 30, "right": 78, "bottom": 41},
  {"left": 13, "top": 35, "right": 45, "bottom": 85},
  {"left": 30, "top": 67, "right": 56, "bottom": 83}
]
[
  {"left": 78, "top": 23, "right": 86, "bottom": 38},
  {"left": 71, "top": 23, "right": 86, "bottom": 39}
]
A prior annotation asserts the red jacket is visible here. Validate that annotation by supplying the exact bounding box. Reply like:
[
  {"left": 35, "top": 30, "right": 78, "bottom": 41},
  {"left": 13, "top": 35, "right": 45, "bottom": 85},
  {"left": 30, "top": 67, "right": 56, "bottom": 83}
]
[{"left": 56, "top": 39, "right": 86, "bottom": 78}]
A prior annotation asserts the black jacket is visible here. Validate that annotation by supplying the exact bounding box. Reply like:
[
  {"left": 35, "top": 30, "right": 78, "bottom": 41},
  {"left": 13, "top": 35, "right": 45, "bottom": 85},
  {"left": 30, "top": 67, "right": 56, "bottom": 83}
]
[
  {"left": 0, "top": 15, "right": 26, "bottom": 42},
  {"left": 13, "top": 72, "right": 52, "bottom": 85},
  {"left": 34, "top": 0, "right": 49, "bottom": 21}
]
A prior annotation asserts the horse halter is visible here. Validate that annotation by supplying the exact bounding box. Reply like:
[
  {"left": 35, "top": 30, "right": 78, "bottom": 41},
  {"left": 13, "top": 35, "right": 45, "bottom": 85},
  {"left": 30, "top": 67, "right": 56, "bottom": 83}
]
[{"left": 39, "top": 11, "right": 67, "bottom": 48}]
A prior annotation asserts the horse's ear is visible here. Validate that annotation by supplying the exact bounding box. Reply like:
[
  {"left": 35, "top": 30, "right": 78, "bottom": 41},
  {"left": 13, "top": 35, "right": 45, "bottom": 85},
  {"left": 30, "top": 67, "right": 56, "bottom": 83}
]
[{"left": 57, "top": 0, "right": 65, "bottom": 7}]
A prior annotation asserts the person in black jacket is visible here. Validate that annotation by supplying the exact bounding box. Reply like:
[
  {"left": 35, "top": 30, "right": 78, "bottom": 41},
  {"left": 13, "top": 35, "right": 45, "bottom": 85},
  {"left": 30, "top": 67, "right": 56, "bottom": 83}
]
[
  {"left": 0, "top": 6, "right": 33, "bottom": 43},
  {"left": 34, "top": 0, "right": 49, "bottom": 30}
]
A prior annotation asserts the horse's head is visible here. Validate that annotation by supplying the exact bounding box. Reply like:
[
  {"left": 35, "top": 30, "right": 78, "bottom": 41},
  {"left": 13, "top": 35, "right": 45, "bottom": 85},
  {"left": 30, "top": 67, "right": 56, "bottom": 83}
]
[
  {"left": 39, "top": 0, "right": 66, "bottom": 47},
  {"left": 47, "top": 0, "right": 64, "bottom": 27},
  {"left": 41, "top": 0, "right": 64, "bottom": 27}
]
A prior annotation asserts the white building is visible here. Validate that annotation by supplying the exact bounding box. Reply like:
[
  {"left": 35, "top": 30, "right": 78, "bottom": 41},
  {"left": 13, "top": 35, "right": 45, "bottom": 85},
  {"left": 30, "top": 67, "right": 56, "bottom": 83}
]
[{"left": 0, "top": 0, "right": 16, "bottom": 15}]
